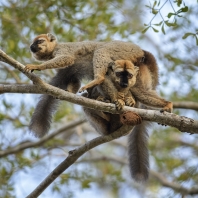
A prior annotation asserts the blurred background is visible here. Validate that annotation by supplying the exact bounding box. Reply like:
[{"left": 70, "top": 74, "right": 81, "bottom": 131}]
[{"left": 0, "top": 0, "right": 198, "bottom": 197}]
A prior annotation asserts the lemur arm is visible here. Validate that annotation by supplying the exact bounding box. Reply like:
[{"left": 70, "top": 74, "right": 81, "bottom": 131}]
[{"left": 24, "top": 55, "right": 75, "bottom": 72}]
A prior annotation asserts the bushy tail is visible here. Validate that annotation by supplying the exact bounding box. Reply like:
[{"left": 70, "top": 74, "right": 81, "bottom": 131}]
[
  {"left": 29, "top": 69, "right": 71, "bottom": 138},
  {"left": 128, "top": 121, "right": 150, "bottom": 182},
  {"left": 29, "top": 94, "right": 59, "bottom": 138}
]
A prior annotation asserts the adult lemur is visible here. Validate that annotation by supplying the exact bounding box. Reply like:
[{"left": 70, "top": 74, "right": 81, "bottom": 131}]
[{"left": 25, "top": 33, "right": 172, "bottom": 182}]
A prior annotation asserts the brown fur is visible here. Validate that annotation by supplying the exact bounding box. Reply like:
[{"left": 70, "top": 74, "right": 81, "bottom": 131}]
[
  {"left": 120, "top": 111, "right": 142, "bottom": 125},
  {"left": 26, "top": 33, "right": 172, "bottom": 183},
  {"left": 96, "top": 60, "right": 139, "bottom": 110}
]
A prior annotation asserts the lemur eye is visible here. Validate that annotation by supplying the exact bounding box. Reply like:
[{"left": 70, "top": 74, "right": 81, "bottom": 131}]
[
  {"left": 128, "top": 73, "right": 133, "bottom": 79},
  {"left": 115, "top": 72, "right": 122, "bottom": 77},
  {"left": 37, "top": 40, "right": 44, "bottom": 44}
]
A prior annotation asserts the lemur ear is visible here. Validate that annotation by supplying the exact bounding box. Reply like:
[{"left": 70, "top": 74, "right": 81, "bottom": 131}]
[
  {"left": 47, "top": 33, "right": 56, "bottom": 42},
  {"left": 108, "top": 61, "right": 115, "bottom": 70},
  {"left": 134, "top": 66, "right": 139, "bottom": 75}
]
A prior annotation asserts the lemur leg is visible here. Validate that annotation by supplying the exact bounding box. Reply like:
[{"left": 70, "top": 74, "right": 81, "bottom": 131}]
[
  {"left": 131, "top": 87, "right": 173, "bottom": 113},
  {"left": 79, "top": 50, "right": 112, "bottom": 92}
]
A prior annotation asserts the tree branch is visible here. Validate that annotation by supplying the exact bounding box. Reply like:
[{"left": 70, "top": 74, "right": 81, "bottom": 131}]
[
  {"left": 1, "top": 49, "right": 198, "bottom": 197},
  {"left": 0, "top": 49, "right": 44, "bottom": 85},
  {"left": 2, "top": 84, "right": 198, "bottom": 111},
  {"left": 150, "top": 170, "right": 198, "bottom": 196},
  {"left": 26, "top": 124, "right": 132, "bottom": 198},
  {"left": 0, "top": 49, "right": 198, "bottom": 133},
  {"left": 0, "top": 118, "right": 86, "bottom": 158},
  {"left": 173, "top": 101, "right": 198, "bottom": 111},
  {"left": 0, "top": 84, "right": 42, "bottom": 94}
]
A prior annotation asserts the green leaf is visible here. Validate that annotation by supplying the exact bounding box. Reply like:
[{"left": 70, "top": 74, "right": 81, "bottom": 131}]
[
  {"left": 181, "top": 6, "right": 188, "bottom": 12},
  {"left": 177, "top": 0, "right": 182, "bottom": 7},
  {"left": 165, "top": 21, "right": 176, "bottom": 27},
  {"left": 167, "top": 12, "right": 175, "bottom": 18},
  {"left": 152, "top": 8, "right": 158, "bottom": 14},
  {"left": 81, "top": 179, "right": 91, "bottom": 189},
  {"left": 153, "top": 0, "right": 157, "bottom": 8},
  {"left": 182, "top": 32, "right": 195, "bottom": 39},
  {"left": 152, "top": 27, "right": 159, "bottom": 32},
  {"left": 154, "top": 21, "right": 163, "bottom": 26},
  {"left": 161, "top": 24, "right": 165, "bottom": 35},
  {"left": 142, "top": 26, "right": 150, "bottom": 33}
]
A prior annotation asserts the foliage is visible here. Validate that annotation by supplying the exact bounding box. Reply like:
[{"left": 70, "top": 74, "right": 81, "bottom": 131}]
[{"left": 0, "top": 0, "right": 198, "bottom": 198}]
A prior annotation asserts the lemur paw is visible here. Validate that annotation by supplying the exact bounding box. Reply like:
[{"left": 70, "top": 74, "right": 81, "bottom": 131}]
[
  {"left": 24, "top": 64, "right": 41, "bottom": 73},
  {"left": 160, "top": 102, "right": 173, "bottom": 113},
  {"left": 125, "top": 97, "right": 136, "bottom": 107},
  {"left": 79, "top": 86, "right": 87, "bottom": 93},
  {"left": 114, "top": 99, "right": 125, "bottom": 110}
]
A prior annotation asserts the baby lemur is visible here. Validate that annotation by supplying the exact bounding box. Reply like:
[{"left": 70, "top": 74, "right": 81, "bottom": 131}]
[
  {"left": 96, "top": 60, "right": 139, "bottom": 110},
  {"left": 83, "top": 59, "right": 139, "bottom": 133},
  {"left": 84, "top": 59, "right": 139, "bottom": 123},
  {"left": 25, "top": 33, "right": 173, "bottom": 182}
]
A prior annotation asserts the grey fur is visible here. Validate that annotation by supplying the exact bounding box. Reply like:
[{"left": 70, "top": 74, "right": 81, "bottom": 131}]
[
  {"left": 27, "top": 34, "right": 173, "bottom": 183},
  {"left": 128, "top": 120, "right": 150, "bottom": 182},
  {"left": 28, "top": 34, "right": 145, "bottom": 137}
]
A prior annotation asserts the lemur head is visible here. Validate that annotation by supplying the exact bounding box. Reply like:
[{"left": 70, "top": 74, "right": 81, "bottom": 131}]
[
  {"left": 109, "top": 60, "right": 139, "bottom": 88},
  {"left": 30, "top": 33, "right": 57, "bottom": 61}
]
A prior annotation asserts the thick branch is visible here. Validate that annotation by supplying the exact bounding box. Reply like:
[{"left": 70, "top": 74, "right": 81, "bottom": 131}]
[
  {"left": 0, "top": 84, "right": 42, "bottom": 94},
  {"left": 0, "top": 49, "right": 198, "bottom": 133},
  {"left": 2, "top": 83, "right": 198, "bottom": 111},
  {"left": 0, "top": 118, "right": 86, "bottom": 158},
  {"left": 26, "top": 124, "right": 132, "bottom": 198}
]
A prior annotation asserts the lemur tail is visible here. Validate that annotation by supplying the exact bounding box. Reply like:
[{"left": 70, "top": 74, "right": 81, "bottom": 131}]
[
  {"left": 29, "top": 94, "right": 59, "bottom": 138},
  {"left": 29, "top": 70, "right": 70, "bottom": 138},
  {"left": 128, "top": 121, "right": 150, "bottom": 182}
]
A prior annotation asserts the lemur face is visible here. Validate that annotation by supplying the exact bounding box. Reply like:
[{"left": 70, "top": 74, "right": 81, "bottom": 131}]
[
  {"left": 110, "top": 60, "right": 139, "bottom": 88},
  {"left": 30, "top": 33, "right": 57, "bottom": 60},
  {"left": 30, "top": 38, "right": 46, "bottom": 53}
]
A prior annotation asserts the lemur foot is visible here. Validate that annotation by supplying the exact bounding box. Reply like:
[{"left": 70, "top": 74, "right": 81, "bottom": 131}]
[
  {"left": 114, "top": 99, "right": 125, "bottom": 110},
  {"left": 125, "top": 97, "right": 136, "bottom": 107},
  {"left": 79, "top": 86, "right": 87, "bottom": 93},
  {"left": 160, "top": 102, "right": 173, "bottom": 113}
]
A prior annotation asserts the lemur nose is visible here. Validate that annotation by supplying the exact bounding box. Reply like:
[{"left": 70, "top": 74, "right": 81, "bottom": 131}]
[
  {"left": 120, "top": 83, "right": 128, "bottom": 88},
  {"left": 30, "top": 44, "right": 38, "bottom": 53}
]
